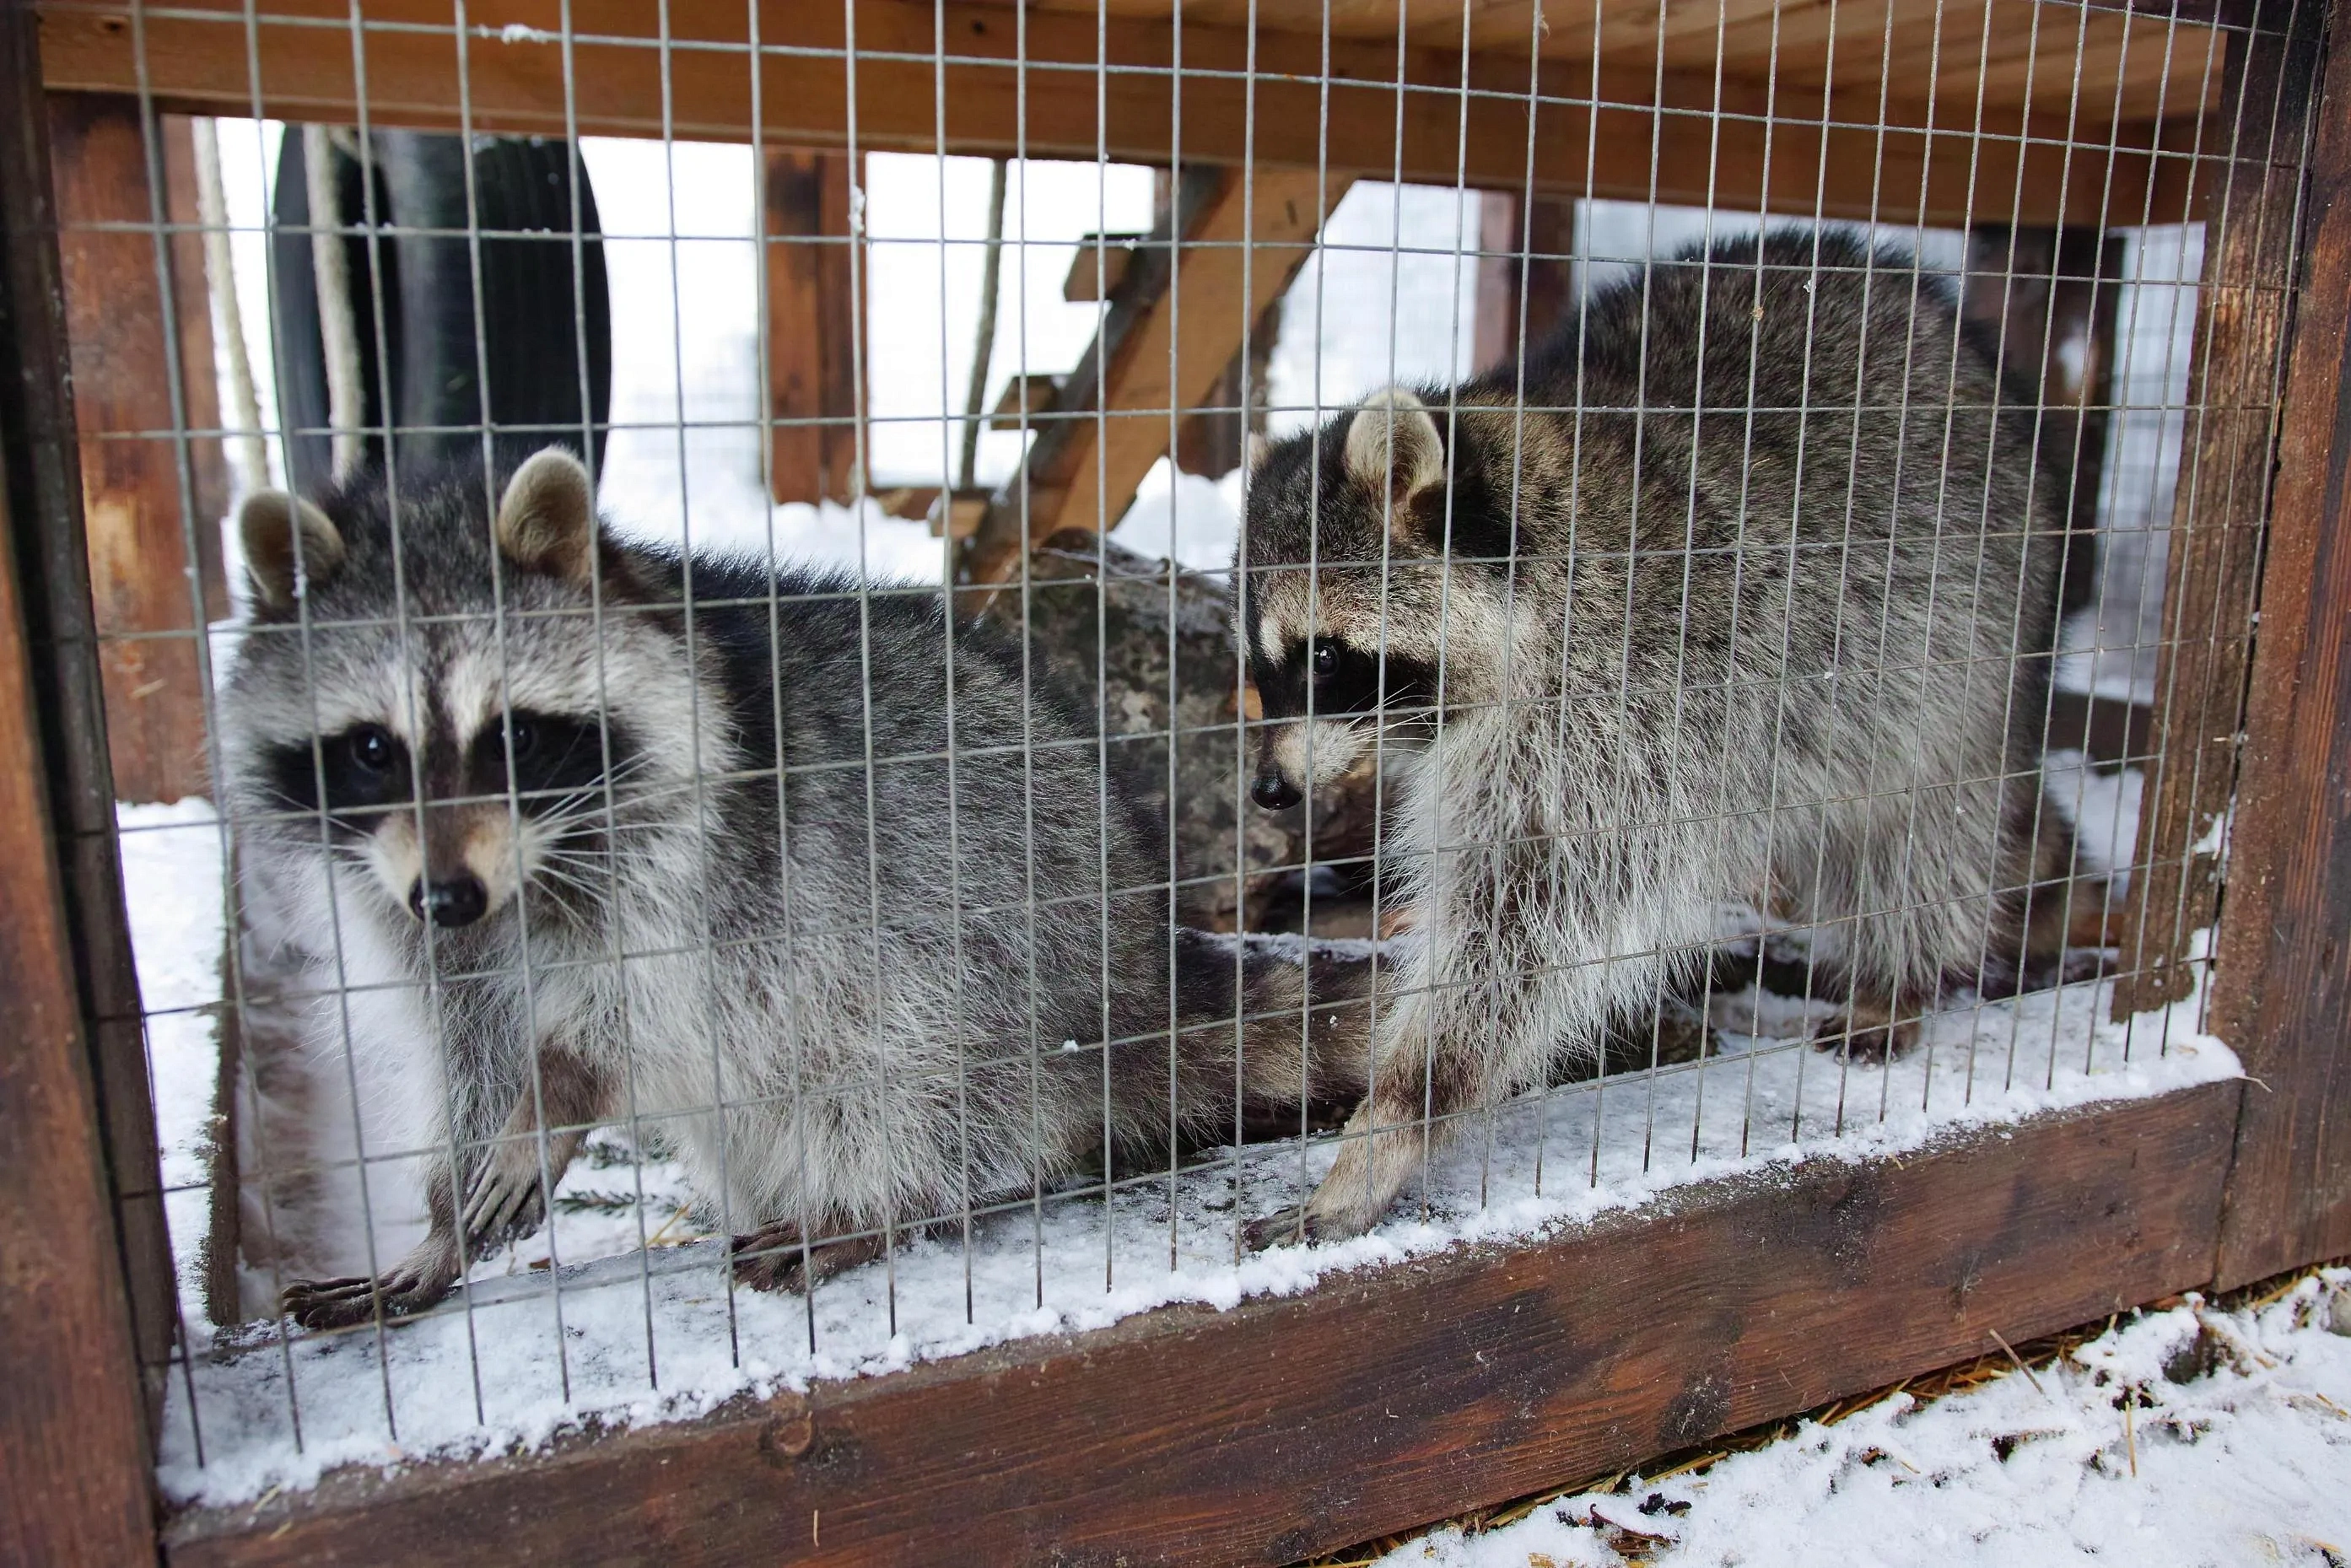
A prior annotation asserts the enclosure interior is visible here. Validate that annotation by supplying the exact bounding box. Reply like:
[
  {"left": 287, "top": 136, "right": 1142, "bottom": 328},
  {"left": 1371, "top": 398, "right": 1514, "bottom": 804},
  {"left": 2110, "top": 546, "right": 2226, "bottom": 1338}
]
[{"left": 31, "top": 0, "right": 2289, "bottom": 1506}]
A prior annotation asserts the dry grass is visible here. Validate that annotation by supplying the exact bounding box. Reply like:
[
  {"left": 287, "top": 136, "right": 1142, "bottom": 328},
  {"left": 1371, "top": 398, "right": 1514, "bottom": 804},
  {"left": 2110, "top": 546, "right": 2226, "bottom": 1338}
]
[{"left": 1297, "top": 1260, "right": 2344, "bottom": 1567}]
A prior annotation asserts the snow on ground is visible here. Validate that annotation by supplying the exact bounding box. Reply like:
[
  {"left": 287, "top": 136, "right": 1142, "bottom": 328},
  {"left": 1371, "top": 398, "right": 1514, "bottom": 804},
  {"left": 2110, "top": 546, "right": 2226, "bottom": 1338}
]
[{"left": 1376, "top": 1271, "right": 2351, "bottom": 1568}]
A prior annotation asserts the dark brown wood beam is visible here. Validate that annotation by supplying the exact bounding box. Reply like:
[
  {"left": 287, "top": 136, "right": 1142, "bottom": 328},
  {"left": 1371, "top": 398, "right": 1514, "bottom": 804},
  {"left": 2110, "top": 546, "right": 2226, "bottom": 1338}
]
[
  {"left": 49, "top": 95, "right": 229, "bottom": 806},
  {"left": 162, "top": 1082, "right": 2235, "bottom": 1566},
  {"left": 1472, "top": 189, "right": 1576, "bottom": 376},
  {"left": 1961, "top": 224, "right": 2126, "bottom": 625},
  {"left": 0, "top": 7, "right": 166, "bottom": 1557},
  {"left": 2116, "top": 0, "right": 2318, "bottom": 1017},
  {"left": 2207, "top": 0, "right": 2351, "bottom": 1289},
  {"left": 35, "top": 1, "right": 2208, "bottom": 229},
  {"left": 765, "top": 148, "right": 862, "bottom": 506}
]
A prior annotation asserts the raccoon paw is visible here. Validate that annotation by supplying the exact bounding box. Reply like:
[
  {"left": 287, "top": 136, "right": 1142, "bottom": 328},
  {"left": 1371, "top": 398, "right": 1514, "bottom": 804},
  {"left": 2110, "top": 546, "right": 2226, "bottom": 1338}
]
[
  {"left": 461, "top": 1157, "right": 548, "bottom": 1253},
  {"left": 1243, "top": 1204, "right": 1329, "bottom": 1253},
  {"left": 730, "top": 1223, "right": 885, "bottom": 1295},
  {"left": 731, "top": 1223, "right": 812, "bottom": 1293},
  {"left": 280, "top": 1257, "right": 455, "bottom": 1331},
  {"left": 1811, "top": 1013, "right": 1920, "bottom": 1064}
]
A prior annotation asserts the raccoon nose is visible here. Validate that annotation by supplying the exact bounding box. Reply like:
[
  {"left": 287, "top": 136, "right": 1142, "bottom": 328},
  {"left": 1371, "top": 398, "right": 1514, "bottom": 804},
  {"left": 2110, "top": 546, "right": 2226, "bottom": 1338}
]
[
  {"left": 1250, "top": 771, "right": 1303, "bottom": 811},
  {"left": 409, "top": 875, "right": 489, "bottom": 929}
]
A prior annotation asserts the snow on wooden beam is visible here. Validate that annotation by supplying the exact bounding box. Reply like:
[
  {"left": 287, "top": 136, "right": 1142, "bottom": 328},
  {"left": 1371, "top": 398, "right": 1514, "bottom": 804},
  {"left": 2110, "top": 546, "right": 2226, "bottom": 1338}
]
[{"left": 157, "top": 1083, "right": 2237, "bottom": 1566}]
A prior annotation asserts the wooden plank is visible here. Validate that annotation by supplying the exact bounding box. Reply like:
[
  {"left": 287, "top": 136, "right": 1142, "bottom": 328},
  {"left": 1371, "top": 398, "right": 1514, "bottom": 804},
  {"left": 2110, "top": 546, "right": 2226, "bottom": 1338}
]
[
  {"left": 1472, "top": 190, "right": 1574, "bottom": 374},
  {"left": 160, "top": 116, "right": 232, "bottom": 561},
  {"left": 34, "top": 1, "right": 2205, "bottom": 228},
  {"left": 49, "top": 94, "right": 226, "bottom": 805},
  {"left": 2207, "top": 0, "right": 2351, "bottom": 1290},
  {"left": 1081, "top": 0, "right": 2224, "bottom": 119},
  {"left": 2114, "top": 0, "right": 2317, "bottom": 1016},
  {"left": 0, "top": 7, "right": 163, "bottom": 1560},
  {"left": 765, "top": 148, "right": 862, "bottom": 506},
  {"left": 1063, "top": 230, "right": 1145, "bottom": 303},
  {"left": 163, "top": 1081, "right": 2236, "bottom": 1566},
  {"left": 963, "top": 165, "right": 1340, "bottom": 584},
  {"left": 987, "top": 370, "right": 1063, "bottom": 430},
  {"left": 1173, "top": 296, "right": 1279, "bottom": 481}
]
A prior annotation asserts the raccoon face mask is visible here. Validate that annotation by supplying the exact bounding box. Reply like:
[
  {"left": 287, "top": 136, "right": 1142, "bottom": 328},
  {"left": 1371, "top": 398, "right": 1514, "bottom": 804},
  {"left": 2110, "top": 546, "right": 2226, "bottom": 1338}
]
[
  {"left": 227, "top": 447, "right": 714, "bottom": 937},
  {"left": 1237, "top": 386, "right": 1518, "bottom": 811}
]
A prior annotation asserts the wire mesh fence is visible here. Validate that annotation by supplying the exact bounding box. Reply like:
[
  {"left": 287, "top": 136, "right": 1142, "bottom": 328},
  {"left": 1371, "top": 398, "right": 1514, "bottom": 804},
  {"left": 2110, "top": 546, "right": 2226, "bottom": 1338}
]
[{"left": 30, "top": 0, "right": 2305, "bottom": 1513}]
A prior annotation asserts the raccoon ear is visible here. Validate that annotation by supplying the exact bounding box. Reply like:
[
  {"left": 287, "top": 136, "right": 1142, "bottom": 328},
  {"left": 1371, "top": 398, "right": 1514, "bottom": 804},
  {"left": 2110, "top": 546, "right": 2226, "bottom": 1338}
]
[
  {"left": 1344, "top": 387, "right": 1445, "bottom": 525},
  {"left": 494, "top": 446, "right": 596, "bottom": 585},
  {"left": 237, "top": 490, "right": 344, "bottom": 610}
]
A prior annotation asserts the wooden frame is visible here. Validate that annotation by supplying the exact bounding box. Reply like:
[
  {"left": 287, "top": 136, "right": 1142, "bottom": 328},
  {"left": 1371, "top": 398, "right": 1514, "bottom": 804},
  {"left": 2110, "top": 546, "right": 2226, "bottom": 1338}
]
[
  {"left": 47, "top": 97, "right": 230, "bottom": 806},
  {"left": 160, "top": 1086, "right": 2237, "bottom": 1566},
  {"left": 6, "top": 0, "right": 2351, "bottom": 1561},
  {"left": 1, "top": 3, "right": 166, "bottom": 1558}
]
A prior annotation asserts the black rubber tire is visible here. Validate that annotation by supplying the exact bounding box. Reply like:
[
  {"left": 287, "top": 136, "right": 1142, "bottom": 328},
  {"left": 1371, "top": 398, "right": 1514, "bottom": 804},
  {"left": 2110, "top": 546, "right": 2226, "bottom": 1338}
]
[{"left": 270, "top": 130, "right": 612, "bottom": 496}]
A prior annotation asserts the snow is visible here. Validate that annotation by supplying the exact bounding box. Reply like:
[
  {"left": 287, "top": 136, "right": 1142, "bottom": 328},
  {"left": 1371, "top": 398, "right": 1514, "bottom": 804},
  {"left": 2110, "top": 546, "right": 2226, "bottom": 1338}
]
[
  {"left": 1378, "top": 1271, "right": 2351, "bottom": 1568},
  {"left": 117, "top": 799, "right": 232, "bottom": 1338}
]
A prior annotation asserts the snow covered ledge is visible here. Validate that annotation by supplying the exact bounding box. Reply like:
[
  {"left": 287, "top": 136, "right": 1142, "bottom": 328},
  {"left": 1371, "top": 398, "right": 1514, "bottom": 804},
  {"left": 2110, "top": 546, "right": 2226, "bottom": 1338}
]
[{"left": 163, "top": 1054, "right": 2244, "bottom": 1564}]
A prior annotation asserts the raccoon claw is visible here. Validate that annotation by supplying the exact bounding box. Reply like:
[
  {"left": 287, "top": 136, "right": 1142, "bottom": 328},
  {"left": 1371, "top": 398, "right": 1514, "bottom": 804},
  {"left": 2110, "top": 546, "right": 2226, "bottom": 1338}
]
[
  {"left": 731, "top": 1224, "right": 811, "bottom": 1294},
  {"left": 731, "top": 1222, "right": 887, "bottom": 1294},
  {"left": 1811, "top": 1016, "right": 1919, "bottom": 1064},
  {"left": 1243, "top": 1205, "right": 1325, "bottom": 1252},
  {"left": 280, "top": 1264, "right": 453, "bottom": 1331},
  {"left": 461, "top": 1159, "right": 547, "bottom": 1253}
]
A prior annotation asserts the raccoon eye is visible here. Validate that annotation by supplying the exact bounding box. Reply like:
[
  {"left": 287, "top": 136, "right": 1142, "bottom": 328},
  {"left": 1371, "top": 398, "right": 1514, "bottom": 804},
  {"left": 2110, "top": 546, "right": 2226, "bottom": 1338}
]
[
  {"left": 505, "top": 714, "right": 538, "bottom": 758},
  {"left": 1312, "top": 642, "right": 1338, "bottom": 682},
  {"left": 347, "top": 725, "right": 395, "bottom": 773}
]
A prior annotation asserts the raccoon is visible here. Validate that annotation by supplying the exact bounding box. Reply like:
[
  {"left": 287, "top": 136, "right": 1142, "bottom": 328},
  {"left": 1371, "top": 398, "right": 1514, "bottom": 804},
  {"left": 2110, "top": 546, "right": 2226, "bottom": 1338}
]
[
  {"left": 222, "top": 448, "right": 1363, "bottom": 1328},
  {"left": 1236, "top": 229, "right": 2070, "bottom": 1247}
]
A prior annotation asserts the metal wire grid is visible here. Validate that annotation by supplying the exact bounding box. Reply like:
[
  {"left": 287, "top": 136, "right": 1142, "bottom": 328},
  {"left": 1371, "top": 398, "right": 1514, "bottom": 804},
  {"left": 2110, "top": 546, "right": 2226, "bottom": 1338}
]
[{"left": 51, "top": 0, "right": 2305, "bottom": 1477}]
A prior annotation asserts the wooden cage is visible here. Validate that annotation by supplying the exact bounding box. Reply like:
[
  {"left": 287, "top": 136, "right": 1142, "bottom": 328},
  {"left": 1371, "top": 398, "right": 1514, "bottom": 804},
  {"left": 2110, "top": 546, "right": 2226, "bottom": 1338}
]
[{"left": 3, "top": 0, "right": 2348, "bottom": 1561}]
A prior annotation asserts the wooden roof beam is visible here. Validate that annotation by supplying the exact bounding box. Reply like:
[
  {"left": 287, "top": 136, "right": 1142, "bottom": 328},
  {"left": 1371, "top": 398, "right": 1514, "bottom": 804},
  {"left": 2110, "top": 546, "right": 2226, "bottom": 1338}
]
[{"left": 37, "top": 0, "right": 2213, "bottom": 228}]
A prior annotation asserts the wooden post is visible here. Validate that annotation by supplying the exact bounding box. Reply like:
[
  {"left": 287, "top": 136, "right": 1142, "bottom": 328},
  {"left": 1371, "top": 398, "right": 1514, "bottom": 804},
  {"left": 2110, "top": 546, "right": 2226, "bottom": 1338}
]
[
  {"left": 0, "top": 10, "right": 166, "bottom": 1559},
  {"left": 1473, "top": 190, "right": 1574, "bottom": 374},
  {"left": 48, "top": 96, "right": 229, "bottom": 806},
  {"left": 2208, "top": 0, "right": 2351, "bottom": 1289},
  {"left": 1171, "top": 299, "right": 1280, "bottom": 482},
  {"left": 2116, "top": 0, "right": 2317, "bottom": 1018},
  {"left": 765, "top": 147, "right": 862, "bottom": 505},
  {"left": 963, "top": 165, "right": 1345, "bottom": 586}
]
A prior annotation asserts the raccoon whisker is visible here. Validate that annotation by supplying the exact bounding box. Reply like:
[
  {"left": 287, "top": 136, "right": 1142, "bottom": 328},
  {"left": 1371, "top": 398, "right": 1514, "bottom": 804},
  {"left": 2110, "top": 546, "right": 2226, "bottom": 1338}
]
[
  {"left": 529, "top": 841, "right": 649, "bottom": 879},
  {"left": 528, "top": 849, "right": 662, "bottom": 897},
  {"left": 525, "top": 862, "right": 617, "bottom": 905}
]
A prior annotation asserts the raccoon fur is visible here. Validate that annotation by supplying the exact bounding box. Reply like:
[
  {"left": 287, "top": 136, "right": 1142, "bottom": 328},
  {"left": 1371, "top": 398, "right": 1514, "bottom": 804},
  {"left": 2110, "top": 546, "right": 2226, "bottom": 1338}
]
[
  {"left": 1236, "top": 229, "right": 2071, "bottom": 1247},
  {"left": 221, "top": 448, "right": 1362, "bottom": 1328}
]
